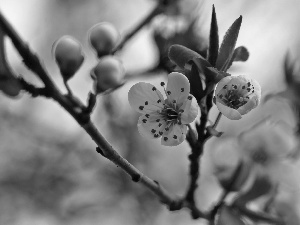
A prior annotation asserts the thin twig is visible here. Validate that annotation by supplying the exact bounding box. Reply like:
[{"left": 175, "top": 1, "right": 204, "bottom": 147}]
[
  {"left": 212, "top": 112, "right": 222, "bottom": 129},
  {"left": 110, "top": 3, "right": 164, "bottom": 54}
]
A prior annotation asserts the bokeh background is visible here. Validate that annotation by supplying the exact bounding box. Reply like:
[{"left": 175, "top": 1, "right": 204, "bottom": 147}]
[{"left": 0, "top": 0, "right": 299, "bottom": 224}]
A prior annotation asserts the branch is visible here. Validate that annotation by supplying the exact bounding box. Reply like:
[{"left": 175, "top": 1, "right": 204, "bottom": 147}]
[{"left": 0, "top": 7, "right": 210, "bottom": 219}]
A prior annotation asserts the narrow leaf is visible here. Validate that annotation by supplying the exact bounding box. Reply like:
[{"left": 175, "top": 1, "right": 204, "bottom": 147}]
[
  {"left": 207, "top": 5, "right": 219, "bottom": 66},
  {"left": 215, "top": 16, "right": 243, "bottom": 71}
]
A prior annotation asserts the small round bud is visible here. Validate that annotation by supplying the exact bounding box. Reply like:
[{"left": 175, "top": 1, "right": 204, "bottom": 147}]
[
  {"left": 91, "top": 56, "right": 125, "bottom": 93},
  {"left": 88, "top": 22, "right": 120, "bottom": 57},
  {"left": 53, "top": 35, "right": 84, "bottom": 80}
]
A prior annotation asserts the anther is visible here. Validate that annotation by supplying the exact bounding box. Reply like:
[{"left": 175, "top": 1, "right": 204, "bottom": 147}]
[
  {"left": 164, "top": 137, "right": 168, "bottom": 141},
  {"left": 160, "top": 82, "right": 165, "bottom": 86},
  {"left": 167, "top": 91, "right": 171, "bottom": 95},
  {"left": 145, "top": 114, "right": 150, "bottom": 118},
  {"left": 151, "top": 129, "right": 156, "bottom": 133},
  {"left": 152, "top": 87, "right": 156, "bottom": 91},
  {"left": 139, "top": 106, "right": 144, "bottom": 110},
  {"left": 181, "top": 88, "right": 184, "bottom": 92},
  {"left": 145, "top": 101, "right": 148, "bottom": 105},
  {"left": 173, "top": 135, "right": 177, "bottom": 139}
]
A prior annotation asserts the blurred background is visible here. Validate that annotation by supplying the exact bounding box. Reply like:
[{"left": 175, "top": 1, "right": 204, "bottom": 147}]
[{"left": 0, "top": 0, "right": 300, "bottom": 224}]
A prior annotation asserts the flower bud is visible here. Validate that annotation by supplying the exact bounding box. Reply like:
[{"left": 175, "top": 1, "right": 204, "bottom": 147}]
[
  {"left": 91, "top": 56, "right": 125, "bottom": 93},
  {"left": 53, "top": 36, "right": 84, "bottom": 81},
  {"left": 214, "top": 75, "right": 261, "bottom": 120},
  {"left": 88, "top": 22, "right": 120, "bottom": 57}
]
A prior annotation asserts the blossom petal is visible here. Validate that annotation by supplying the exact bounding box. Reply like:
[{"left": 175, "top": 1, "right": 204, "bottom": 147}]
[
  {"left": 161, "top": 124, "right": 187, "bottom": 146},
  {"left": 216, "top": 101, "right": 242, "bottom": 120},
  {"left": 137, "top": 112, "right": 167, "bottom": 139},
  {"left": 128, "top": 82, "right": 165, "bottom": 114},
  {"left": 215, "top": 76, "right": 233, "bottom": 95},
  {"left": 166, "top": 72, "right": 190, "bottom": 105},
  {"left": 180, "top": 94, "right": 199, "bottom": 124},
  {"left": 237, "top": 95, "right": 259, "bottom": 115}
]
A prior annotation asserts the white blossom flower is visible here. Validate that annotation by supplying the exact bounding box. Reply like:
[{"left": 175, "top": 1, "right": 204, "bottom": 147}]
[
  {"left": 128, "top": 72, "right": 198, "bottom": 146},
  {"left": 238, "top": 120, "right": 299, "bottom": 190},
  {"left": 214, "top": 75, "right": 261, "bottom": 120}
]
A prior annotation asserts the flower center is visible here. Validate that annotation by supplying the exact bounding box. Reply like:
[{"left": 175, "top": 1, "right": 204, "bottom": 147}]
[
  {"left": 160, "top": 105, "right": 182, "bottom": 124},
  {"left": 218, "top": 89, "right": 249, "bottom": 109}
]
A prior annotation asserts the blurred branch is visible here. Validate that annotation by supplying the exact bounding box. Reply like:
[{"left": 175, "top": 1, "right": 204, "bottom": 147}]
[
  {"left": 209, "top": 161, "right": 243, "bottom": 220},
  {"left": 111, "top": 2, "right": 165, "bottom": 54}
]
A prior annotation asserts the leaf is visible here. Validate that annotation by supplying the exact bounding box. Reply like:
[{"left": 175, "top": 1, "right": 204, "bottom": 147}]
[
  {"left": 216, "top": 205, "right": 246, "bottom": 225},
  {"left": 234, "top": 175, "right": 273, "bottom": 205},
  {"left": 168, "top": 44, "right": 201, "bottom": 69},
  {"left": 215, "top": 16, "right": 243, "bottom": 72},
  {"left": 207, "top": 67, "right": 230, "bottom": 83},
  {"left": 185, "top": 63, "right": 204, "bottom": 102},
  {"left": 226, "top": 46, "right": 249, "bottom": 69},
  {"left": 0, "top": 25, "right": 22, "bottom": 97},
  {"left": 233, "top": 46, "right": 249, "bottom": 62},
  {"left": 207, "top": 5, "right": 219, "bottom": 66}
]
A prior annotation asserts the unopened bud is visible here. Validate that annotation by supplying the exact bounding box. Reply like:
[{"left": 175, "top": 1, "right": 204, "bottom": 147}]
[
  {"left": 88, "top": 22, "right": 120, "bottom": 57},
  {"left": 53, "top": 36, "right": 84, "bottom": 80},
  {"left": 91, "top": 56, "right": 125, "bottom": 93}
]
